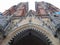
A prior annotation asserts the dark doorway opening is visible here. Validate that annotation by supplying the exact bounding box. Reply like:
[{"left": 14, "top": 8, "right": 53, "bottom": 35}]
[{"left": 9, "top": 29, "right": 50, "bottom": 45}]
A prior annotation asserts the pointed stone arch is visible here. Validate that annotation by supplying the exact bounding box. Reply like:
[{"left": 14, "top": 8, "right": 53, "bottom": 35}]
[{"left": 1, "top": 24, "right": 59, "bottom": 45}]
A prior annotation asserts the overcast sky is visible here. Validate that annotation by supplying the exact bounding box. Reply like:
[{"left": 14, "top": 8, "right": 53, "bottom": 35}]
[{"left": 0, "top": 0, "right": 60, "bottom": 12}]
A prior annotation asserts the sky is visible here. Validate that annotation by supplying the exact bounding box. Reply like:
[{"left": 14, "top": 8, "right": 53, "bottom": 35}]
[{"left": 0, "top": 0, "right": 60, "bottom": 12}]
